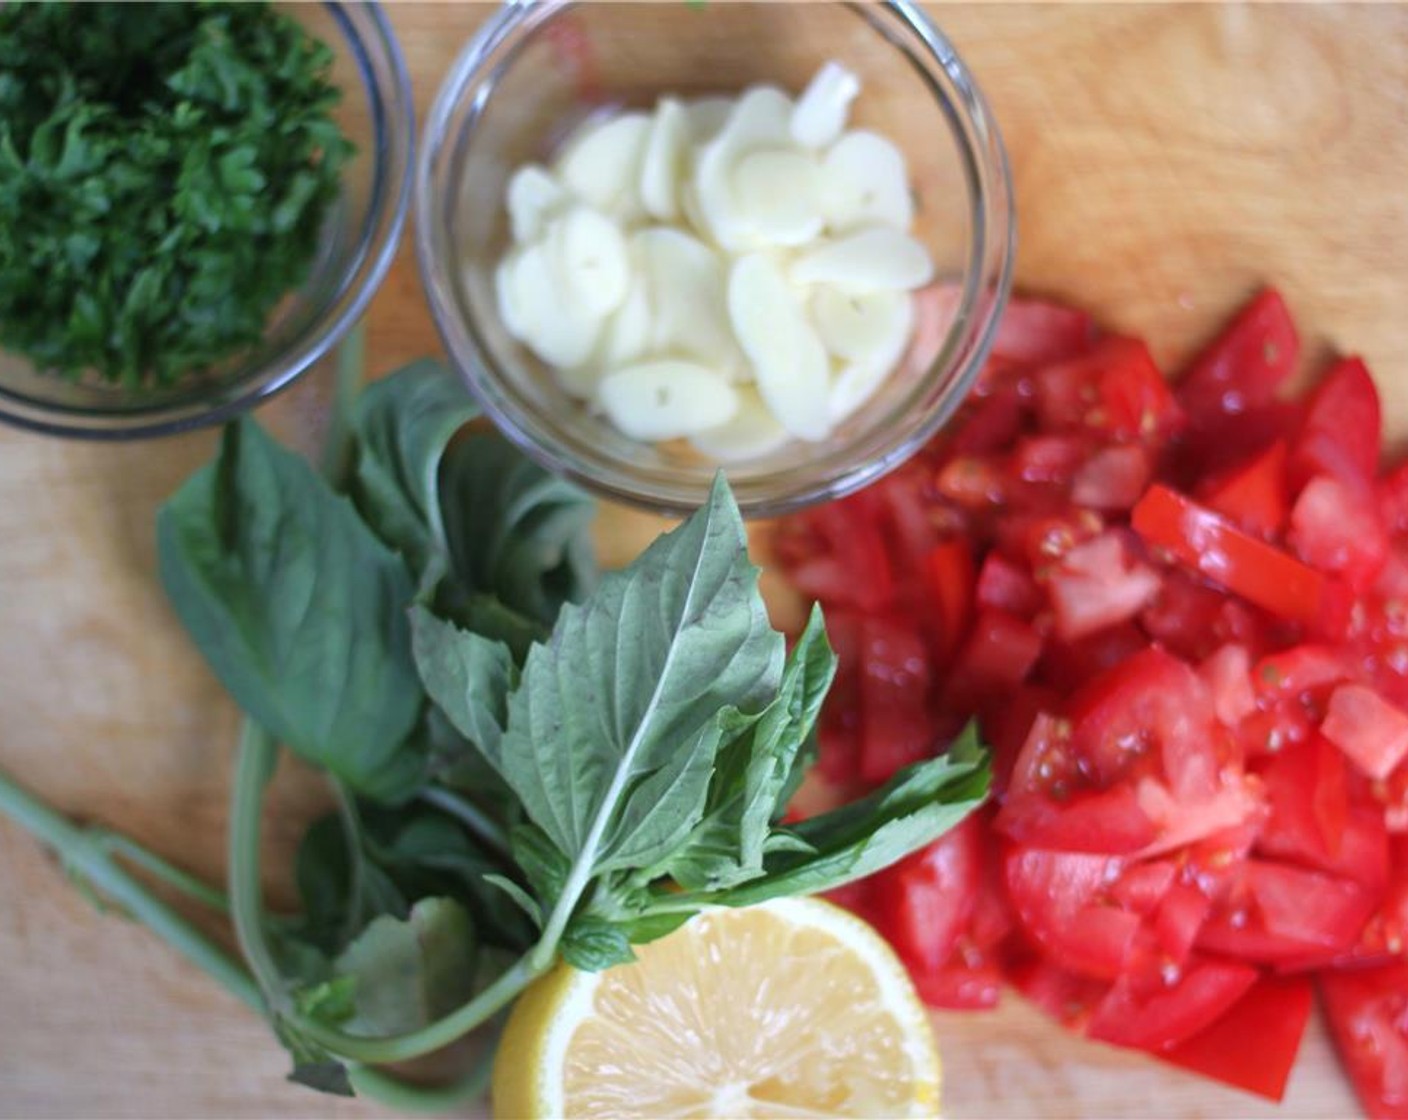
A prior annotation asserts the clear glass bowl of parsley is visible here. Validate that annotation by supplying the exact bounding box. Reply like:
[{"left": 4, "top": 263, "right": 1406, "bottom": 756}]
[{"left": 0, "top": 1, "right": 413, "bottom": 439}]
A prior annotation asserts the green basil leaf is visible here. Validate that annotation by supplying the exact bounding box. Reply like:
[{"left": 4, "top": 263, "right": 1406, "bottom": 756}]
[
  {"left": 561, "top": 916, "right": 634, "bottom": 972},
  {"left": 616, "top": 909, "right": 694, "bottom": 947},
  {"left": 156, "top": 418, "right": 424, "bottom": 802},
  {"left": 510, "top": 822, "right": 570, "bottom": 903},
  {"left": 497, "top": 475, "right": 784, "bottom": 879},
  {"left": 274, "top": 1020, "right": 353, "bottom": 1097},
  {"left": 700, "top": 727, "right": 990, "bottom": 908},
  {"left": 410, "top": 605, "right": 517, "bottom": 765},
  {"left": 332, "top": 898, "right": 478, "bottom": 1038},
  {"left": 349, "top": 359, "right": 479, "bottom": 577},
  {"left": 439, "top": 434, "right": 596, "bottom": 627},
  {"left": 664, "top": 606, "right": 835, "bottom": 891}
]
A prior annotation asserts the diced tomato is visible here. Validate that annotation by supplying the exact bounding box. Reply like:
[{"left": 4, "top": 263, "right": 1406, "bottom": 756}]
[
  {"left": 1066, "top": 647, "right": 1216, "bottom": 797},
  {"left": 1072, "top": 444, "right": 1152, "bottom": 512},
  {"left": 1176, "top": 289, "right": 1300, "bottom": 432},
  {"left": 871, "top": 817, "right": 980, "bottom": 974},
  {"left": 1254, "top": 643, "right": 1353, "bottom": 700},
  {"left": 944, "top": 608, "right": 1043, "bottom": 706},
  {"left": 1177, "top": 401, "right": 1304, "bottom": 487},
  {"left": 1161, "top": 978, "right": 1313, "bottom": 1101},
  {"left": 1132, "top": 484, "right": 1353, "bottom": 638},
  {"left": 1289, "top": 356, "right": 1383, "bottom": 492},
  {"left": 996, "top": 782, "right": 1157, "bottom": 855},
  {"left": 910, "top": 957, "right": 1004, "bottom": 1011},
  {"left": 1035, "top": 336, "right": 1183, "bottom": 441},
  {"left": 1004, "top": 848, "right": 1141, "bottom": 980},
  {"left": 1323, "top": 684, "right": 1408, "bottom": 781},
  {"left": 935, "top": 455, "right": 1008, "bottom": 511},
  {"left": 996, "top": 507, "right": 1104, "bottom": 571},
  {"left": 1321, "top": 964, "right": 1408, "bottom": 1119},
  {"left": 1139, "top": 571, "right": 1238, "bottom": 662},
  {"left": 975, "top": 552, "right": 1043, "bottom": 618},
  {"left": 1045, "top": 532, "right": 1162, "bottom": 642},
  {"left": 952, "top": 384, "right": 1026, "bottom": 456},
  {"left": 990, "top": 295, "right": 1097, "bottom": 366},
  {"left": 815, "top": 609, "right": 864, "bottom": 784},
  {"left": 1133, "top": 773, "right": 1264, "bottom": 858},
  {"left": 1008, "top": 956, "right": 1109, "bottom": 1031},
  {"left": 1381, "top": 462, "right": 1408, "bottom": 535},
  {"left": 1039, "top": 623, "right": 1149, "bottom": 694},
  {"left": 1257, "top": 735, "right": 1349, "bottom": 870},
  {"left": 1198, "top": 439, "right": 1289, "bottom": 539},
  {"left": 1011, "top": 434, "right": 1087, "bottom": 487},
  {"left": 1152, "top": 882, "right": 1214, "bottom": 965},
  {"left": 920, "top": 539, "right": 975, "bottom": 665},
  {"left": 1086, "top": 955, "right": 1259, "bottom": 1052},
  {"left": 1289, "top": 474, "right": 1390, "bottom": 592},
  {"left": 1198, "top": 859, "right": 1376, "bottom": 962},
  {"left": 1108, "top": 860, "right": 1178, "bottom": 914},
  {"left": 1238, "top": 700, "right": 1314, "bottom": 759},
  {"left": 982, "top": 684, "right": 1060, "bottom": 794},
  {"left": 858, "top": 615, "right": 937, "bottom": 784},
  {"left": 773, "top": 493, "right": 894, "bottom": 612},
  {"left": 1198, "top": 643, "right": 1256, "bottom": 728}
]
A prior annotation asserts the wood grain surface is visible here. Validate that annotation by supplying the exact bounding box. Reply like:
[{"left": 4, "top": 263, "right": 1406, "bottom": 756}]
[{"left": 4, "top": 3, "right": 1408, "bottom": 1117}]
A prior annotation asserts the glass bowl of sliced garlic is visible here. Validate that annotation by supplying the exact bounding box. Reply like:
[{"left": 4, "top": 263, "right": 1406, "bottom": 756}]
[{"left": 417, "top": 0, "right": 1013, "bottom": 517}]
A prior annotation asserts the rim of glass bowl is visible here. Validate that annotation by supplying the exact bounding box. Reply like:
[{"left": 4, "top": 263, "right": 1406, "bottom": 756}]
[
  {"left": 416, "top": 0, "right": 1015, "bottom": 518},
  {"left": 0, "top": 1, "right": 415, "bottom": 441}
]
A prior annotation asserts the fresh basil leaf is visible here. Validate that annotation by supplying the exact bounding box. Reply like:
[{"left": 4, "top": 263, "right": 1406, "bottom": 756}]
[
  {"left": 700, "top": 727, "right": 990, "bottom": 908},
  {"left": 561, "top": 916, "right": 634, "bottom": 972},
  {"left": 349, "top": 359, "right": 480, "bottom": 578},
  {"left": 510, "top": 822, "right": 570, "bottom": 903},
  {"left": 429, "top": 584, "right": 546, "bottom": 665},
  {"left": 411, "top": 605, "right": 517, "bottom": 765},
  {"left": 415, "top": 704, "right": 515, "bottom": 802},
  {"left": 665, "top": 606, "right": 835, "bottom": 891},
  {"left": 616, "top": 909, "right": 694, "bottom": 947},
  {"left": 332, "top": 898, "right": 478, "bottom": 1037},
  {"left": 496, "top": 475, "right": 784, "bottom": 880},
  {"left": 274, "top": 1020, "right": 353, "bottom": 1097},
  {"left": 156, "top": 418, "right": 424, "bottom": 802},
  {"left": 439, "top": 434, "right": 597, "bottom": 627},
  {"left": 294, "top": 814, "right": 407, "bottom": 955}
]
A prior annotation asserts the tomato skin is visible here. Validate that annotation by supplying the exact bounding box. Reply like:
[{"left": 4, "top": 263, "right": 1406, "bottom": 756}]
[
  {"left": 1289, "top": 474, "right": 1390, "bottom": 592},
  {"left": 1256, "top": 734, "right": 1350, "bottom": 871},
  {"left": 996, "top": 783, "right": 1157, "bottom": 854},
  {"left": 1132, "top": 484, "right": 1353, "bottom": 637},
  {"left": 1321, "top": 964, "right": 1408, "bottom": 1119},
  {"left": 1381, "top": 461, "right": 1408, "bottom": 535},
  {"left": 858, "top": 615, "right": 938, "bottom": 784},
  {"left": 1177, "top": 289, "right": 1300, "bottom": 432},
  {"left": 990, "top": 296, "right": 1097, "bottom": 365},
  {"left": 920, "top": 539, "right": 976, "bottom": 665},
  {"left": 1086, "top": 955, "right": 1259, "bottom": 1052},
  {"left": 1036, "top": 336, "right": 1183, "bottom": 441},
  {"left": 1324, "top": 684, "right": 1408, "bottom": 781},
  {"left": 1160, "top": 977, "right": 1314, "bottom": 1101},
  {"left": 774, "top": 493, "right": 894, "bottom": 612},
  {"left": 1199, "top": 439, "right": 1289, "bottom": 539},
  {"left": 943, "top": 608, "right": 1043, "bottom": 708},
  {"left": 976, "top": 552, "right": 1043, "bottom": 618},
  {"left": 1289, "top": 356, "right": 1383, "bottom": 492},
  {"left": 872, "top": 816, "right": 981, "bottom": 974}
]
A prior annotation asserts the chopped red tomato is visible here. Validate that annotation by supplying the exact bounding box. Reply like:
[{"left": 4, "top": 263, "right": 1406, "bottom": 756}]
[
  {"left": 1045, "top": 532, "right": 1162, "bottom": 642},
  {"left": 1177, "top": 288, "right": 1300, "bottom": 432},
  {"left": 1004, "top": 848, "right": 1141, "bottom": 980},
  {"left": 1324, "top": 683, "right": 1408, "bottom": 781},
  {"left": 1289, "top": 474, "right": 1390, "bottom": 592},
  {"left": 1161, "top": 978, "right": 1313, "bottom": 1101},
  {"left": 1036, "top": 335, "right": 1183, "bottom": 441},
  {"left": 920, "top": 539, "right": 975, "bottom": 665},
  {"left": 1072, "top": 444, "right": 1152, "bottom": 511},
  {"left": 1086, "top": 956, "right": 1259, "bottom": 1052},
  {"left": 1321, "top": 964, "right": 1408, "bottom": 1119},
  {"left": 1289, "top": 356, "right": 1382, "bottom": 492},
  {"left": 975, "top": 552, "right": 1042, "bottom": 618},
  {"left": 858, "top": 615, "right": 937, "bottom": 784},
  {"left": 1198, "top": 643, "right": 1256, "bottom": 727},
  {"left": 1199, "top": 439, "right": 1289, "bottom": 539},
  {"left": 1132, "top": 484, "right": 1353, "bottom": 637},
  {"left": 989, "top": 295, "right": 1096, "bottom": 365},
  {"left": 871, "top": 817, "right": 979, "bottom": 975}
]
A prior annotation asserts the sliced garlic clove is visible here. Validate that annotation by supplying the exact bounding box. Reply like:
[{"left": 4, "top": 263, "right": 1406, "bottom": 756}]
[
  {"left": 731, "top": 147, "right": 824, "bottom": 247},
  {"left": 494, "top": 258, "right": 529, "bottom": 341},
  {"left": 547, "top": 205, "right": 630, "bottom": 319},
  {"left": 829, "top": 356, "right": 896, "bottom": 426},
  {"left": 634, "top": 227, "right": 744, "bottom": 378},
  {"left": 694, "top": 86, "right": 794, "bottom": 251},
  {"left": 597, "top": 268, "right": 653, "bottom": 370},
  {"left": 812, "top": 286, "right": 914, "bottom": 365},
  {"left": 555, "top": 112, "right": 652, "bottom": 222},
  {"left": 686, "top": 96, "right": 734, "bottom": 143},
  {"left": 507, "top": 243, "right": 603, "bottom": 369},
  {"left": 639, "top": 97, "right": 691, "bottom": 222},
  {"left": 790, "top": 61, "right": 861, "bottom": 150},
  {"left": 820, "top": 130, "right": 914, "bottom": 231},
  {"left": 790, "top": 227, "right": 934, "bottom": 292},
  {"left": 506, "top": 164, "right": 567, "bottom": 243},
  {"left": 728, "top": 253, "right": 833, "bottom": 441},
  {"left": 597, "top": 360, "right": 739, "bottom": 440},
  {"left": 689, "top": 385, "right": 791, "bottom": 462}
]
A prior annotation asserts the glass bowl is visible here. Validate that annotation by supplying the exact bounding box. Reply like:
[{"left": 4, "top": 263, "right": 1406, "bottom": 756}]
[
  {"left": 417, "top": 0, "right": 1014, "bottom": 518},
  {"left": 0, "top": 2, "right": 414, "bottom": 440}
]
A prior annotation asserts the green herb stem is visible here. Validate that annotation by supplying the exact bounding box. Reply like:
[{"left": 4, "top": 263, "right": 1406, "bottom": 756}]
[
  {"left": 0, "top": 766, "right": 262, "bottom": 1013},
  {"left": 228, "top": 720, "right": 545, "bottom": 1065},
  {"left": 331, "top": 779, "right": 369, "bottom": 947},
  {"left": 91, "top": 829, "right": 232, "bottom": 915},
  {"left": 347, "top": 1046, "right": 497, "bottom": 1112},
  {"left": 418, "top": 786, "right": 511, "bottom": 859}
]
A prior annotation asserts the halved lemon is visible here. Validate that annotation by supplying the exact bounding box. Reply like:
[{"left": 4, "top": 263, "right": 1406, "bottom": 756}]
[{"left": 492, "top": 897, "right": 940, "bottom": 1118}]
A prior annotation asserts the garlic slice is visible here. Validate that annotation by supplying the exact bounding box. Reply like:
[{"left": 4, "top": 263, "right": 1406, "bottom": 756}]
[
  {"left": 506, "top": 164, "right": 567, "bottom": 243},
  {"left": 790, "top": 227, "right": 934, "bottom": 292},
  {"left": 689, "top": 385, "right": 791, "bottom": 462},
  {"left": 640, "top": 97, "right": 691, "bottom": 222},
  {"left": 555, "top": 112, "right": 652, "bottom": 222},
  {"left": 731, "top": 148, "right": 824, "bottom": 247},
  {"left": 500, "top": 244, "right": 602, "bottom": 369},
  {"left": 820, "top": 130, "right": 914, "bottom": 231},
  {"left": 634, "top": 228, "right": 744, "bottom": 378},
  {"left": 791, "top": 61, "right": 861, "bottom": 150},
  {"left": 694, "top": 86, "right": 794, "bottom": 251},
  {"left": 546, "top": 205, "right": 630, "bottom": 320},
  {"left": 597, "top": 360, "right": 739, "bottom": 440}
]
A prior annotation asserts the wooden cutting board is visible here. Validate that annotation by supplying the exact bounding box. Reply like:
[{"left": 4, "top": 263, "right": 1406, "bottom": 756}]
[{"left": 3, "top": 4, "right": 1407, "bottom": 1116}]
